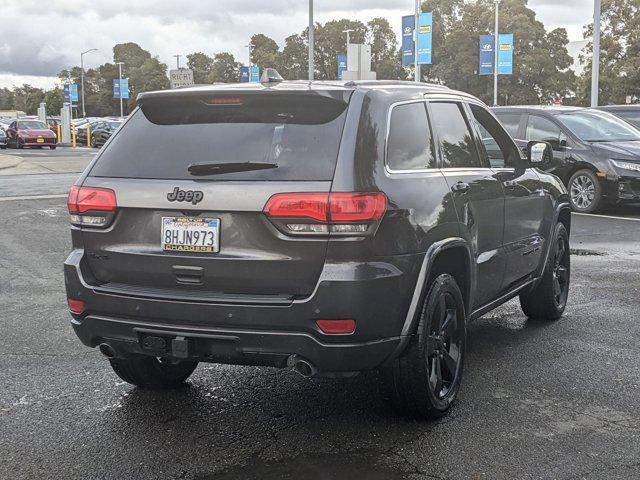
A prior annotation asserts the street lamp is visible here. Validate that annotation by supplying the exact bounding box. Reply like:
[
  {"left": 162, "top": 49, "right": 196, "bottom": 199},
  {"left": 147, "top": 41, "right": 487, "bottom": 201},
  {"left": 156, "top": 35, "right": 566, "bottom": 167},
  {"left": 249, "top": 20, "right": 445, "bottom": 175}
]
[
  {"left": 245, "top": 44, "right": 254, "bottom": 68},
  {"left": 173, "top": 54, "right": 182, "bottom": 69},
  {"left": 80, "top": 48, "right": 98, "bottom": 118},
  {"left": 414, "top": 0, "right": 420, "bottom": 82},
  {"left": 493, "top": 0, "right": 501, "bottom": 106},
  {"left": 309, "top": 0, "right": 314, "bottom": 81},
  {"left": 115, "top": 61, "right": 124, "bottom": 118},
  {"left": 591, "top": 0, "right": 601, "bottom": 107}
]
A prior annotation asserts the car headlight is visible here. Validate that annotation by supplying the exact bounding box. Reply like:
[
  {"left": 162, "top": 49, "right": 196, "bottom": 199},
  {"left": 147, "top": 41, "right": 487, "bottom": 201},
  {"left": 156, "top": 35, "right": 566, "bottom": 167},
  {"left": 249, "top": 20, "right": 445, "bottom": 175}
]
[{"left": 611, "top": 159, "right": 640, "bottom": 173}]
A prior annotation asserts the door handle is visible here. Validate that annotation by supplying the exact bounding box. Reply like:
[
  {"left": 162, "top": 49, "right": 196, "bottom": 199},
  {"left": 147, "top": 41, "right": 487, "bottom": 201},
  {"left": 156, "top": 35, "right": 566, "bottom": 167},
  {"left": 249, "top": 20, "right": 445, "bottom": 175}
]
[{"left": 451, "top": 181, "right": 470, "bottom": 193}]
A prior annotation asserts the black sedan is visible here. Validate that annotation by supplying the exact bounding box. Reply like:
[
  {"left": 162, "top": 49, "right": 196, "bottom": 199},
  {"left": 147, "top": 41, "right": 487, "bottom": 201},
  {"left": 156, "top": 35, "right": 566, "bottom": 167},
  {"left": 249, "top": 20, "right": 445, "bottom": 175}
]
[
  {"left": 90, "top": 120, "right": 123, "bottom": 148},
  {"left": 0, "top": 127, "right": 6, "bottom": 149},
  {"left": 596, "top": 105, "right": 640, "bottom": 129}
]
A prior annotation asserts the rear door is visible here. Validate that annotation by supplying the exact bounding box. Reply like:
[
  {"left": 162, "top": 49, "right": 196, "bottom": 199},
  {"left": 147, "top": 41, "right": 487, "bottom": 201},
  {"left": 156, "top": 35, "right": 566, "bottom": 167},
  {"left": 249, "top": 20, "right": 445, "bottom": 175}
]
[
  {"left": 78, "top": 90, "right": 351, "bottom": 299},
  {"left": 428, "top": 100, "right": 506, "bottom": 308}
]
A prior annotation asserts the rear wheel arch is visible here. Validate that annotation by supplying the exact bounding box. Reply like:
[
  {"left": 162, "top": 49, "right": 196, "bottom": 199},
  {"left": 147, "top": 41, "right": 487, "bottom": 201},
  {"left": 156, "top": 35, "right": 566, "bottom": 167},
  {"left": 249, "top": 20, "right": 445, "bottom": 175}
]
[{"left": 426, "top": 244, "right": 473, "bottom": 318}]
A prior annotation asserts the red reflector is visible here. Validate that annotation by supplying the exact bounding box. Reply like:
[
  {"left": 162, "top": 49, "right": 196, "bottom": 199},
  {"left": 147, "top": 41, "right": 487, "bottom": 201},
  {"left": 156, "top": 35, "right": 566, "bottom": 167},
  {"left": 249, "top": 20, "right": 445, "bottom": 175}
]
[
  {"left": 329, "top": 192, "right": 386, "bottom": 222},
  {"left": 68, "top": 186, "right": 117, "bottom": 214},
  {"left": 263, "top": 193, "right": 329, "bottom": 222},
  {"left": 67, "top": 298, "right": 85, "bottom": 314},
  {"left": 263, "top": 192, "right": 386, "bottom": 223},
  {"left": 316, "top": 319, "right": 356, "bottom": 335}
]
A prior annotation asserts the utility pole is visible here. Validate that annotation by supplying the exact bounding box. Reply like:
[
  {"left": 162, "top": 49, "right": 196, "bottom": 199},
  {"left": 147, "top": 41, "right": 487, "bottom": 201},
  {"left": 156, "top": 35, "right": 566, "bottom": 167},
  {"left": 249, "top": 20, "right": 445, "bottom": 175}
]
[
  {"left": 414, "top": 0, "right": 420, "bottom": 82},
  {"left": 245, "top": 44, "right": 254, "bottom": 68},
  {"left": 591, "top": 0, "right": 601, "bottom": 107},
  {"left": 80, "top": 48, "right": 97, "bottom": 118},
  {"left": 308, "top": 0, "right": 314, "bottom": 81},
  {"left": 343, "top": 29, "right": 354, "bottom": 49},
  {"left": 493, "top": 0, "right": 501, "bottom": 106},
  {"left": 173, "top": 54, "right": 182, "bottom": 69},
  {"left": 116, "top": 62, "right": 124, "bottom": 118}
]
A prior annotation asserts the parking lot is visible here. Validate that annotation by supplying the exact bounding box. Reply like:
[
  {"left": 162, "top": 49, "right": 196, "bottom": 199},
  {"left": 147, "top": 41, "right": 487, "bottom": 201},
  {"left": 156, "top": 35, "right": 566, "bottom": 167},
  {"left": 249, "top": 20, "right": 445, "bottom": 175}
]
[{"left": 1, "top": 148, "right": 639, "bottom": 479}]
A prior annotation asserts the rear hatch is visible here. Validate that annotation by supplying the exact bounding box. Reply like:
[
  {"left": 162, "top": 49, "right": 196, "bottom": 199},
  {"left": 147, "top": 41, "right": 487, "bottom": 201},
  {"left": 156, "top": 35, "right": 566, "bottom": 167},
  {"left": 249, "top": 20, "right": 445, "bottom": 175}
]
[{"left": 76, "top": 88, "right": 351, "bottom": 301}]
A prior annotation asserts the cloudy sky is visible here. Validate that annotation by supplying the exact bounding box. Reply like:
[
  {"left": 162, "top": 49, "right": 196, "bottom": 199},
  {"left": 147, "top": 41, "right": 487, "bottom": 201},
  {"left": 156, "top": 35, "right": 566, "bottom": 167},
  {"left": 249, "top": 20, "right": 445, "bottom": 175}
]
[{"left": 0, "top": 0, "right": 593, "bottom": 89}]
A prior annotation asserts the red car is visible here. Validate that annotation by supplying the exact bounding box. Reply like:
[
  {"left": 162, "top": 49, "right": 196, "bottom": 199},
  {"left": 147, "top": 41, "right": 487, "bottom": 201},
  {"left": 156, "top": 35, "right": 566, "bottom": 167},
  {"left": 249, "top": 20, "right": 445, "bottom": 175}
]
[{"left": 6, "top": 119, "right": 57, "bottom": 149}]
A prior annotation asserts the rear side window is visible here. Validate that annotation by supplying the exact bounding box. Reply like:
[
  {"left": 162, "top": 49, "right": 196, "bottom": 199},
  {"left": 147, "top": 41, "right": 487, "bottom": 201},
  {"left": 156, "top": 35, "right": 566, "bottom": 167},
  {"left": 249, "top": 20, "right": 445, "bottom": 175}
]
[
  {"left": 430, "top": 102, "right": 482, "bottom": 168},
  {"left": 495, "top": 112, "right": 522, "bottom": 137},
  {"left": 618, "top": 111, "right": 640, "bottom": 129},
  {"left": 89, "top": 93, "right": 349, "bottom": 181},
  {"left": 526, "top": 115, "right": 561, "bottom": 143},
  {"left": 386, "top": 102, "right": 436, "bottom": 170}
]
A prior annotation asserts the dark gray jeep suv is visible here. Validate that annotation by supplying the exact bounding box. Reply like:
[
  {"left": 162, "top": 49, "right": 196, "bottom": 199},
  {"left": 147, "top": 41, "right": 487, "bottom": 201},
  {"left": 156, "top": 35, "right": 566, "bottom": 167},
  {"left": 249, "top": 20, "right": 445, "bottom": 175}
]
[{"left": 64, "top": 77, "right": 571, "bottom": 418}]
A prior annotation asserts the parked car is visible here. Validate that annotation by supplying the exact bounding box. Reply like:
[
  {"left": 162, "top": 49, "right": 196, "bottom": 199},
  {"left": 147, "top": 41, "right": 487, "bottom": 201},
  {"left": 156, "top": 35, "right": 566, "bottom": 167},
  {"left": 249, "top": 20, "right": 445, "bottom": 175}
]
[
  {"left": 493, "top": 106, "right": 640, "bottom": 212},
  {"left": 46, "top": 117, "right": 61, "bottom": 135},
  {"left": 595, "top": 105, "right": 640, "bottom": 129},
  {"left": 89, "top": 120, "right": 123, "bottom": 148},
  {"left": 75, "top": 119, "right": 103, "bottom": 146},
  {"left": 0, "top": 127, "right": 6, "bottom": 149},
  {"left": 65, "top": 75, "right": 571, "bottom": 419},
  {"left": 5, "top": 119, "right": 57, "bottom": 149}
]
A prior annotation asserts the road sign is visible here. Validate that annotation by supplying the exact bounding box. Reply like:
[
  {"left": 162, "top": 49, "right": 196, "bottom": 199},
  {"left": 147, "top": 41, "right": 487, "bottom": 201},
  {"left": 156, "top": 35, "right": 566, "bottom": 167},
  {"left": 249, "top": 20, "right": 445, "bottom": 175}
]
[
  {"left": 170, "top": 68, "right": 194, "bottom": 89},
  {"left": 497, "top": 34, "right": 514, "bottom": 75},
  {"left": 417, "top": 12, "right": 433, "bottom": 65},
  {"left": 250, "top": 66, "right": 260, "bottom": 82},
  {"left": 113, "top": 78, "right": 129, "bottom": 99},
  {"left": 401, "top": 15, "right": 415, "bottom": 66},
  {"left": 479, "top": 34, "right": 513, "bottom": 75},
  {"left": 479, "top": 35, "right": 494, "bottom": 75},
  {"left": 63, "top": 84, "right": 78, "bottom": 102},
  {"left": 337, "top": 55, "right": 347, "bottom": 80}
]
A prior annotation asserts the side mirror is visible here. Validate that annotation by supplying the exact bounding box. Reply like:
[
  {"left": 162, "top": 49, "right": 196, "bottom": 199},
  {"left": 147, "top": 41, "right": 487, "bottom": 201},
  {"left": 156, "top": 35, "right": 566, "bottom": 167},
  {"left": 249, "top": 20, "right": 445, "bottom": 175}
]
[{"left": 527, "top": 141, "right": 553, "bottom": 166}]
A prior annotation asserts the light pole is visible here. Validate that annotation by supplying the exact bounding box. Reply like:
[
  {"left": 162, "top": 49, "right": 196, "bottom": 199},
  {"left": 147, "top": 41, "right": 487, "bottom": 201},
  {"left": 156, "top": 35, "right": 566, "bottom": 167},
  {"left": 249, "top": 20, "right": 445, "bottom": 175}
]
[
  {"left": 342, "top": 29, "right": 354, "bottom": 49},
  {"left": 414, "top": 0, "right": 420, "bottom": 82},
  {"left": 245, "top": 44, "right": 254, "bottom": 68},
  {"left": 80, "top": 48, "right": 97, "bottom": 118},
  {"left": 173, "top": 54, "right": 182, "bottom": 69},
  {"left": 308, "top": 0, "right": 314, "bottom": 81},
  {"left": 591, "top": 0, "right": 601, "bottom": 107},
  {"left": 493, "top": 0, "right": 501, "bottom": 106},
  {"left": 115, "top": 61, "right": 124, "bottom": 118}
]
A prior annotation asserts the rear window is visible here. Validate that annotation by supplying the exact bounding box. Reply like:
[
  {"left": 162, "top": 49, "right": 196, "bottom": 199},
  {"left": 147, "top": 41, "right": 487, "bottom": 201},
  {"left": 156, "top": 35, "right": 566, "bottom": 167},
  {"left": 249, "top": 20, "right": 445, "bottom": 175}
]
[
  {"left": 89, "top": 93, "right": 349, "bottom": 181},
  {"left": 494, "top": 112, "right": 522, "bottom": 137}
]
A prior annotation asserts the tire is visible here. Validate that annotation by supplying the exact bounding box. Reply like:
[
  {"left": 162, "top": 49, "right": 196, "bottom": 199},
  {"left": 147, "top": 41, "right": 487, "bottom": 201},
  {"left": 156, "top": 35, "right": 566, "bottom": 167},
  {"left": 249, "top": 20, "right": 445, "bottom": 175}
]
[
  {"left": 109, "top": 356, "right": 198, "bottom": 389},
  {"left": 568, "top": 169, "right": 602, "bottom": 213},
  {"left": 90, "top": 136, "right": 97, "bottom": 148},
  {"left": 49, "top": 145, "right": 56, "bottom": 150},
  {"left": 17, "top": 140, "right": 23, "bottom": 149},
  {"left": 378, "top": 274, "right": 466, "bottom": 419},
  {"left": 520, "top": 222, "right": 570, "bottom": 321}
]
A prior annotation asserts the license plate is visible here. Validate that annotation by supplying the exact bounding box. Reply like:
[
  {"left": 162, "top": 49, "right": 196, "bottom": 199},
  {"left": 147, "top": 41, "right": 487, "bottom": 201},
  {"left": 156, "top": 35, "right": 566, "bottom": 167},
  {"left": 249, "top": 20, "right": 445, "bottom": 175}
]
[
  {"left": 36, "top": 138, "right": 44, "bottom": 143},
  {"left": 162, "top": 217, "right": 220, "bottom": 253}
]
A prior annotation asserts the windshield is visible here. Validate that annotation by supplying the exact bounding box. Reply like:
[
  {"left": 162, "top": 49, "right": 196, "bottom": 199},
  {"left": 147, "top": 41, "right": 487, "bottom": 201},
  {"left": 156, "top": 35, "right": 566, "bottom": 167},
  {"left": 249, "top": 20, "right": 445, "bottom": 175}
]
[
  {"left": 18, "top": 120, "right": 47, "bottom": 130},
  {"left": 556, "top": 110, "right": 640, "bottom": 142}
]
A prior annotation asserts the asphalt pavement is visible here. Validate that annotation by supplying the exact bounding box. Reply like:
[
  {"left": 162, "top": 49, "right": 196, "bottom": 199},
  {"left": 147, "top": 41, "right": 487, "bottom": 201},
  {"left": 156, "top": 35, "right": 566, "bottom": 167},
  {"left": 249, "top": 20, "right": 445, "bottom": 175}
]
[{"left": 1, "top": 151, "right": 639, "bottom": 479}]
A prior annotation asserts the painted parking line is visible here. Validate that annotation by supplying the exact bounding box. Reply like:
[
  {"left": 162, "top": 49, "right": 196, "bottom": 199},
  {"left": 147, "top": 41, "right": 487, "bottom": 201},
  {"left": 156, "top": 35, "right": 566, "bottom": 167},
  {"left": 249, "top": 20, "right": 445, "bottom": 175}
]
[
  {"left": 0, "top": 193, "right": 68, "bottom": 202},
  {"left": 573, "top": 212, "right": 640, "bottom": 222}
]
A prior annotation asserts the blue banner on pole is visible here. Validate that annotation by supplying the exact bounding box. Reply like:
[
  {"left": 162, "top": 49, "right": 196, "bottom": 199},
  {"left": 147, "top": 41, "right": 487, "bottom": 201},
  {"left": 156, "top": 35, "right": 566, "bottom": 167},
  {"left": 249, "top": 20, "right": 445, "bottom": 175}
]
[
  {"left": 240, "top": 66, "right": 250, "bottom": 82},
  {"left": 113, "top": 79, "right": 129, "bottom": 99},
  {"left": 417, "top": 12, "right": 432, "bottom": 65},
  {"left": 401, "top": 15, "right": 415, "bottom": 66},
  {"left": 63, "top": 84, "right": 78, "bottom": 102},
  {"left": 497, "top": 34, "right": 513, "bottom": 75},
  {"left": 250, "top": 66, "right": 260, "bottom": 82},
  {"left": 337, "top": 55, "right": 347, "bottom": 80},
  {"left": 479, "top": 34, "right": 494, "bottom": 75}
]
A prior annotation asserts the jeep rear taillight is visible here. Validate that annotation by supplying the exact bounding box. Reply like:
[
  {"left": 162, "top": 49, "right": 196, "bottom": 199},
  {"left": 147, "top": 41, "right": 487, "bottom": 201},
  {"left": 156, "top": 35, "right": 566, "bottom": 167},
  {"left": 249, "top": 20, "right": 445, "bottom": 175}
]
[
  {"left": 263, "top": 192, "right": 386, "bottom": 236},
  {"left": 68, "top": 186, "right": 117, "bottom": 227}
]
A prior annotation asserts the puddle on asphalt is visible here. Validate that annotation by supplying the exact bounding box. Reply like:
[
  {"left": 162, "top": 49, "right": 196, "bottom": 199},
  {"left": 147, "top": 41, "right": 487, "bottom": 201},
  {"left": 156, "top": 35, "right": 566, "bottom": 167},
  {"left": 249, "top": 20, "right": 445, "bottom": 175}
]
[{"left": 201, "top": 451, "right": 410, "bottom": 480}]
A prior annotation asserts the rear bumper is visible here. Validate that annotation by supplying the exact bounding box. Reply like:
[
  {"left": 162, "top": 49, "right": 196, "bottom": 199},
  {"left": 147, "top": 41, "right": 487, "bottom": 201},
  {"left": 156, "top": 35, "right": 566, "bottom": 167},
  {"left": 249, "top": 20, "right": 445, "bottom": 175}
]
[{"left": 64, "top": 249, "right": 423, "bottom": 372}]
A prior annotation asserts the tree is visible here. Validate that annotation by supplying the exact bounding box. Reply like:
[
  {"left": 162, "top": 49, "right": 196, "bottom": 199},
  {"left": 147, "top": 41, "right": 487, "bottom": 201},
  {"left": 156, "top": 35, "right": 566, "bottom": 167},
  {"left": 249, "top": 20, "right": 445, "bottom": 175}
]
[
  {"left": 44, "top": 88, "right": 64, "bottom": 115},
  {"left": 187, "top": 52, "right": 215, "bottom": 84},
  {"left": 208, "top": 53, "right": 242, "bottom": 83},
  {"left": 250, "top": 34, "right": 281, "bottom": 72},
  {"left": 12, "top": 85, "right": 45, "bottom": 114},
  {"left": 578, "top": 0, "right": 640, "bottom": 105},
  {"left": 367, "top": 18, "right": 407, "bottom": 80},
  {"left": 280, "top": 33, "right": 308, "bottom": 80}
]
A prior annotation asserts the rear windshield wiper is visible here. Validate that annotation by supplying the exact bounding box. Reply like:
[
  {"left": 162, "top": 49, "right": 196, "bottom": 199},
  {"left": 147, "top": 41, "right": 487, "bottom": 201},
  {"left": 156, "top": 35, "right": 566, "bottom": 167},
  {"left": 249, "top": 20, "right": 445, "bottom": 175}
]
[{"left": 188, "top": 162, "right": 278, "bottom": 176}]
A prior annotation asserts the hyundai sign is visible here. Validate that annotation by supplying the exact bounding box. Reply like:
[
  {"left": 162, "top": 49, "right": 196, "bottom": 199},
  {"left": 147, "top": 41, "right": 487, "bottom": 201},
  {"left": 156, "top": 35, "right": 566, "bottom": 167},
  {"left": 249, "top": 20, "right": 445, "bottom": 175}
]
[
  {"left": 240, "top": 66, "right": 250, "bottom": 82},
  {"left": 113, "top": 78, "right": 129, "bottom": 99},
  {"left": 337, "top": 55, "right": 348, "bottom": 80},
  {"left": 401, "top": 15, "right": 415, "bottom": 66},
  {"left": 417, "top": 13, "right": 433, "bottom": 65},
  {"left": 479, "top": 34, "right": 513, "bottom": 75}
]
